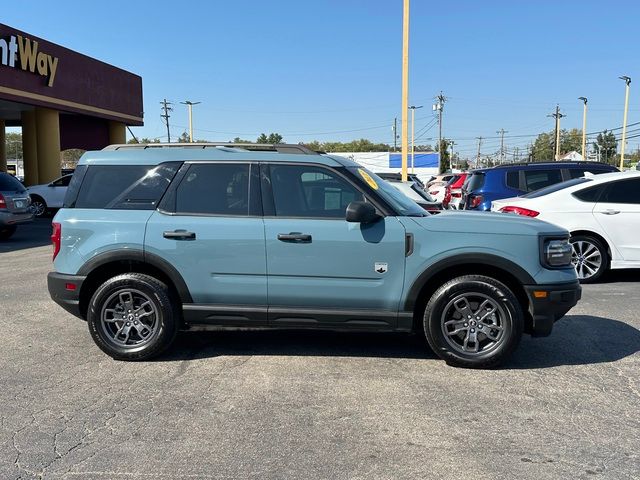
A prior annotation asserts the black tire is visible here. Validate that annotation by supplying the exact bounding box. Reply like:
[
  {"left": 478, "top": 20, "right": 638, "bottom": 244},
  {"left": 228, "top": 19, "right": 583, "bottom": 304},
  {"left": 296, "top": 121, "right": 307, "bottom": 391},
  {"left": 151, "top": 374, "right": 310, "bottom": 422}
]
[
  {"left": 569, "top": 234, "right": 608, "bottom": 284},
  {"left": 0, "top": 225, "right": 17, "bottom": 240},
  {"left": 423, "top": 275, "right": 524, "bottom": 369},
  {"left": 29, "top": 195, "right": 47, "bottom": 217},
  {"left": 87, "top": 273, "right": 180, "bottom": 361}
]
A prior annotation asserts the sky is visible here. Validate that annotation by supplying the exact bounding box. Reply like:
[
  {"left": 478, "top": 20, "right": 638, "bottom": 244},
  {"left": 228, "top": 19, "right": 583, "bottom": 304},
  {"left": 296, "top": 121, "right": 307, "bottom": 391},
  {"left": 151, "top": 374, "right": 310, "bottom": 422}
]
[{"left": 5, "top": 0, "right": 640, "bottom": 159}]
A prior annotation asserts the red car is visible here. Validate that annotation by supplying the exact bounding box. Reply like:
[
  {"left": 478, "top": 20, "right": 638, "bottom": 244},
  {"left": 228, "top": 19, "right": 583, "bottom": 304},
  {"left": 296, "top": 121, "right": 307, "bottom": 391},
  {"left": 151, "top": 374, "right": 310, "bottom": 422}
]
[{"left": 442, "top": 173, "right": 469, "bottom": 210}]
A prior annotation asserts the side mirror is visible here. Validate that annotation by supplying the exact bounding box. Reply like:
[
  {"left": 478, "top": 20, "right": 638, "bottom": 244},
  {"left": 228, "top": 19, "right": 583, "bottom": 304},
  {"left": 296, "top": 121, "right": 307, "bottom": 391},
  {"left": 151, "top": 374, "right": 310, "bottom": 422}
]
[{"left": 346, "top": 201, "right": 381, "bottom": 223}]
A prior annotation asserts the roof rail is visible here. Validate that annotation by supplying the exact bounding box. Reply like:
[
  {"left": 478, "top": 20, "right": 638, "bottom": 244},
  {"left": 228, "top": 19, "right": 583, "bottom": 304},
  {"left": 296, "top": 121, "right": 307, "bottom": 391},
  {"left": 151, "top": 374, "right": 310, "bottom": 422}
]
[
  {"left": 103, "top": 143, "right": 320, "bottom": 155},
  {"left": 483, "top": 160, "right": 613, "bottom": 169}
]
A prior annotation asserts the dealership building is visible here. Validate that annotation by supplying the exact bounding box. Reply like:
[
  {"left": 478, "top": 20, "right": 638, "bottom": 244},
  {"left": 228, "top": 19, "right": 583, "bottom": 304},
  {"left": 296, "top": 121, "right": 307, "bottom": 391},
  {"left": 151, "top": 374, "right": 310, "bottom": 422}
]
[{"left": 0, "top": 23, "right": 143, "bottom": 185}]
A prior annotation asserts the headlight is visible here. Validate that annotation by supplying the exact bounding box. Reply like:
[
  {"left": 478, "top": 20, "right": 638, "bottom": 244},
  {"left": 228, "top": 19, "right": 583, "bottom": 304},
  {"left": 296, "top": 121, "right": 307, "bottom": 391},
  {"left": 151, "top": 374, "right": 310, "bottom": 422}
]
[{"left": 542, "top": 238, "right": 572, "bottom": 267}]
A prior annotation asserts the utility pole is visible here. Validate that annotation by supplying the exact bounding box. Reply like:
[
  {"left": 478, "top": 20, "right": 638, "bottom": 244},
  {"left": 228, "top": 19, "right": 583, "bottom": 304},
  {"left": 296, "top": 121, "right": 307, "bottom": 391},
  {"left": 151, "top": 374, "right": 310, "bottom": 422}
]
[
  {"left": 160, "top": 99, "right": 173, "bottom": 143},
  {"left": 393, "top": 117, "right": 398, "bottom": 151},
  {"left": 449, "top": 140, "right": 455, "bottom": 170},
  {"left": 409, "top": 105, "right": 423, "bottom": 173},
  {"left": 548, "top": 105, "right": 565, "bottom": 161},
  {"left": 619, "top": 76, "right": 631, "bottom": 169},
  {"left": 496, "top": 128, "right": 508, "bottom": 163},
  {"left": 476, "top": 136, "right": 483, "bottom": 168},
  {"left": 514, "top": 147, "right": 519, "bottom": 162},
  {"left": 181, "top": 100, "right": 201, "bottom": 142},
  {"left": 433, "top": 91, "right": 447, "bottom": 172},
  {"left": 400, "top": 0, "right": 410, "bottom": 181},
  {"left": 578, "top": 97, "right": 588, "bottom": 160}
]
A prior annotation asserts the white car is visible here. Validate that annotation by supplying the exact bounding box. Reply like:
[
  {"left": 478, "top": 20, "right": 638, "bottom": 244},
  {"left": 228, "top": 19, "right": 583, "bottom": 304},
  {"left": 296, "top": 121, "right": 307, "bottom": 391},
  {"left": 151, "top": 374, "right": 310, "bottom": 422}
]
[
  {"left": 491, "top": 171, "right": 640, "bottom": 282},
  {"left": 27, "top": 174, "right": 72, "bottom": 217}
]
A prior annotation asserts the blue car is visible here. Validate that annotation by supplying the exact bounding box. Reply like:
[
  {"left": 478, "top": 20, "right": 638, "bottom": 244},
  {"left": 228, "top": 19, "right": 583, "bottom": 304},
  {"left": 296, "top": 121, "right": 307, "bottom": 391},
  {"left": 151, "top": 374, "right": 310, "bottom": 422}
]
[{"left": 461, "top": 161, "right": 618, "bottom": 211}]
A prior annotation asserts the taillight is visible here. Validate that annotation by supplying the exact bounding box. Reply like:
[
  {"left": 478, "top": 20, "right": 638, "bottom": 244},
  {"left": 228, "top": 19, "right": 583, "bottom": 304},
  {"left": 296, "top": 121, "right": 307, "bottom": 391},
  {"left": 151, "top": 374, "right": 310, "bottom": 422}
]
[
  {"left": 469, "top": 195, "right": 484, "bottom": 208},
  {"left": 451, "top": 191, "right": 462, "bottom": 198},
  {"left": 0, "top": 193, "right": 6, "bottom": 209},
  {"left": 51, "top": 222, "right": 61, "bottom": 261},
  {"left": 499, "top": 206, "right": 540, "bottom": 217},
  {"left": 443, "top": 186, "right": 452, "bottom": 206}
]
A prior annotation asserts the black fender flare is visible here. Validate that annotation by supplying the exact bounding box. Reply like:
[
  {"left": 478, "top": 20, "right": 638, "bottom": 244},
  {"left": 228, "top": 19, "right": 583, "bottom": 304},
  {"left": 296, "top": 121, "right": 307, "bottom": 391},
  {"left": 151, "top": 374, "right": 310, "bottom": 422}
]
[
  {"left": 77, "top": 250, "right": 193, "bottom": 303},
  {"left": 403, "top": 253, "right": 535, "bottom": 312}
]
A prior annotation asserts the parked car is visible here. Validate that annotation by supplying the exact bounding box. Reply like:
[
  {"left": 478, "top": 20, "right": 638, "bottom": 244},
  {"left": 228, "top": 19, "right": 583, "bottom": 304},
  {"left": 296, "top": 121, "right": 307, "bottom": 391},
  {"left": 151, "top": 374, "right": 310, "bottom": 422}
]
[
  {"left": 27, "top": 174, "right": 73, "bottom": 217},
  {"left": 492, "top": 171, "right": 640, "bottom": 282},
  {"left": 443, "top": 173, "right": 469, "bottom": 209},
  {"left": 0, "top": 172, "right": 33, "bottom": 240},
  {"left": 461, "top": 162, "right": 618, "bottom": 211},
  {"left": 48, "top": 143, "right": 581, "bottom": 368},
  {"left": 426, "top": 174, "right": 455, "bottom": 188},
  {"left": 376, "top": 172, "right": 427, "bottom": 190},
  {"left": 383, "top": 178, "right": 443, "bottom": 214}
]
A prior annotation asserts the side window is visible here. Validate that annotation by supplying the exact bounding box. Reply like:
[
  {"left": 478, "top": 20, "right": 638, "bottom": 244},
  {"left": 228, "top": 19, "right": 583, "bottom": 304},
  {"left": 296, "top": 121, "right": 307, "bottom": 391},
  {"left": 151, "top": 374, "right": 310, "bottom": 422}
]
[
  {"left": 269, "top": 165, "right": 364, "bottom": 218},
  {"left": 572, "top": 184, "right": 606, "bottom": 203},
  {"left": 52, "top": 175, "right": 71, "bottom": 187},
  {"left": 598, "top": 178, "right": 640, "bottom": 204},
  {"left": 174, "top": 164, "right": 250, "bottom": 215},
  {"left": 523, "top": 169, "right": 563, "bottom": 192},
  {"left": 505, "top": 171, "right": 520, "bottom": 189},
  {"left": 568, "top": 169, "right": 586, "bottom": 179},
  {"left": 74, "top": 164, "right": 179, "bottom": 209}
]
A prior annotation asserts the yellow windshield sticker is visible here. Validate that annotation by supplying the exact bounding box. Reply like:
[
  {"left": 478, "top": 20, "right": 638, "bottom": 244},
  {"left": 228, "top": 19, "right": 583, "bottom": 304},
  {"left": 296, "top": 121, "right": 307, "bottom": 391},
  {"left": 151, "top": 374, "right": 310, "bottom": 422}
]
[{"left": 358, "top": 169, "right": 379, "bottom": 190}]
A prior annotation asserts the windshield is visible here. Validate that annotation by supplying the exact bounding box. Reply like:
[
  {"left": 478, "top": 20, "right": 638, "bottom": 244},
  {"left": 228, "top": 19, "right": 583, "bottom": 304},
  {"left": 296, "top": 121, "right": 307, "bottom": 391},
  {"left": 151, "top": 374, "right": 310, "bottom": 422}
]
[
  {"left": 522, "top": 177, "right": 592, "bottom": 198},
  {"left": 348, "top": 167, "right": 426, "bottom": 216}
]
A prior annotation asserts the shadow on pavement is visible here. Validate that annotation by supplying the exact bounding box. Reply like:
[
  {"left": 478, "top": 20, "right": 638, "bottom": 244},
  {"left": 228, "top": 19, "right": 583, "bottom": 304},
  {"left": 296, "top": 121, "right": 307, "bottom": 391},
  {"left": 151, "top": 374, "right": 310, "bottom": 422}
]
[
  {"left": 509, "top": 315, "right": 640, "bottom": 369},
  {"left": 164, "top": 330, "right": 437, "bottom": 362},
  {"left": 161, "top": 315, "right": 639, "bottom": 369},
  {"left": 601, "top": 268, "right": 640, "bottom": 283},
  {"left": 0, "top": 218, "right": 52, "bottom": 253}
]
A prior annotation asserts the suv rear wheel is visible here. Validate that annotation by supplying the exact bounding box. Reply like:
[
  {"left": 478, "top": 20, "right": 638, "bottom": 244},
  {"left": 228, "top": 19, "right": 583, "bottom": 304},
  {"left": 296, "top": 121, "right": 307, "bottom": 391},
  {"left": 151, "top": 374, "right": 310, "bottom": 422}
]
[
  {"left": 423, "top": 275, "right": 524, "bottom": 368},
  {"left": 87, "top": 273, "right": 179, "bottom": 360}
]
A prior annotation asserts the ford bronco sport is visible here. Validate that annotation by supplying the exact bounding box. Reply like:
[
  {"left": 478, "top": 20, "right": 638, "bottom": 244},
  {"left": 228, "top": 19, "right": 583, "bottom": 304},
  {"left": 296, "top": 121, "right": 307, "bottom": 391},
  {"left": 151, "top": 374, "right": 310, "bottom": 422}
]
[{"left": 48, "top": 143, "right": 581, "bottom": 368}]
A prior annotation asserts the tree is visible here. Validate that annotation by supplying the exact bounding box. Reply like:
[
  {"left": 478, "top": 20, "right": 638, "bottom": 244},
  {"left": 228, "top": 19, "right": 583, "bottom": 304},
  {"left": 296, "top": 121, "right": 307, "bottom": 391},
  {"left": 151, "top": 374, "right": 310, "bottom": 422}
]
[
  {"left": 436, "top": 139, "right": 450, "bottom": 173},
  {"left": 532, "top": 131, "right": 554, "bottom": 161},
  {"left": 61, "top": 149, "right": 85, "bottom": 168},
  {"left": 177, "top": 131, "right": 190, "bottom": 143},
  {"left": 232, "top": 137, "right": 253, "bottom": 143},
  {"left": 593, "top": 130, "right": 617, "bottom": 164},
  {"left": 127, "top": 137, "right": 160, "bottom": 144},
  {"left": 5, "top": 132, "right": 23, "bottom": 161},
  {"left": 302, "top": 139, "right": 391, "bottom": 152},
  {"left": 256, "top": 133, "right": 283, "bottom": 144}
]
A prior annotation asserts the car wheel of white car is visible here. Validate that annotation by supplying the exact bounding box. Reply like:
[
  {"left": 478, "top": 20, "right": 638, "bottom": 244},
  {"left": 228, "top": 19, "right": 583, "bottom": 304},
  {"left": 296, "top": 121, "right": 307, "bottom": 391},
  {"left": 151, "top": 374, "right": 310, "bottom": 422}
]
[
  {"left": 570, "top": 235, "right": 608, "bottom": 283},
  {"left": 29, "top": 196, "right": 47, "bottom": 217}
]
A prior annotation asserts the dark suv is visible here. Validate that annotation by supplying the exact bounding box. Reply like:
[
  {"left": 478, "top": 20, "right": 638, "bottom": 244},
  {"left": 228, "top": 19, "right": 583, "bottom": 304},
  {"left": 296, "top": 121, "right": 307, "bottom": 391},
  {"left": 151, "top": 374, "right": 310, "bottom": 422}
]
[{"left": 461, "top": 161, "right": 618, "bottom": 211}]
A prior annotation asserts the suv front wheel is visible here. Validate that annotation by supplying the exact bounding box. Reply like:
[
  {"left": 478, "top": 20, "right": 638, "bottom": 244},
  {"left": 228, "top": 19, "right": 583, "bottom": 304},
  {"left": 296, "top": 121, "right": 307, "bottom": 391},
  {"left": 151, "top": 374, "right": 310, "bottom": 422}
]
[
  {"left": 87, "top": 273, "right": 179, "bottom": 360},
  {"left": 424, "top": 275, "right": 524, "bottom": 369}
]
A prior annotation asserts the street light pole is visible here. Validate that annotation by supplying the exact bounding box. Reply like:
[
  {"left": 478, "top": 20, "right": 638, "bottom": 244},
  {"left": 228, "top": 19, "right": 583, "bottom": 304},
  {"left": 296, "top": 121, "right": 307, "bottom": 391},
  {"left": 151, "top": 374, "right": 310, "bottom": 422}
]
[
  {"left": 578, "top": 97, "right": 588, "bottom": 160},
  {"left": 401, "top": 0, "right": 410, "bottom": 182},
  {"left": 409, "top": 105, "right": 423, "bottom": 174},
  {"left": 619, "top": 76, "right": 631, "bottom": 169},
  {"left": 181, "top": 100, "right": 201, "bottom": 142}
]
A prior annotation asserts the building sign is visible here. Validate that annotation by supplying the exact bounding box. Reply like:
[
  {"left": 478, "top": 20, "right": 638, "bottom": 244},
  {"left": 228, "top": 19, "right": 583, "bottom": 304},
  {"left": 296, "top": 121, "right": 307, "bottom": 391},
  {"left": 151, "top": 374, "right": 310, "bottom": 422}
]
[
  {"left": 0, "top": 35, "right": 59, "bottom": 87},
  {"left": 0, "top": 23, "right": 143, "bottom": 126}
]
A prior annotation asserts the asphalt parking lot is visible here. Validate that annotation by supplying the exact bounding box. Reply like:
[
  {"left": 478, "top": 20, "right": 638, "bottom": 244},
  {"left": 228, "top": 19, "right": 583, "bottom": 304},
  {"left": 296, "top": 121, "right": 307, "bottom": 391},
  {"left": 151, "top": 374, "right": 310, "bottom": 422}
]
[{"left": 1, "top": 219, "right": 639, "bottom": 479}]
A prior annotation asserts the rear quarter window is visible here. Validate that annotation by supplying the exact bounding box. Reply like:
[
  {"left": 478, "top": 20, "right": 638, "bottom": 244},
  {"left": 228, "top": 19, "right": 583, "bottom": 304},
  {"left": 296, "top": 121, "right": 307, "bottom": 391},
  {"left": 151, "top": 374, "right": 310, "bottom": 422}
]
[
  {"left": 572, "top": 184, "right": 606, "bottom": 202},
  {"left": 69, "top": 163, "right": 180, "bottom": 209},
  {"left": 505, "top": 171, "right": 520, "bottom": 190}
]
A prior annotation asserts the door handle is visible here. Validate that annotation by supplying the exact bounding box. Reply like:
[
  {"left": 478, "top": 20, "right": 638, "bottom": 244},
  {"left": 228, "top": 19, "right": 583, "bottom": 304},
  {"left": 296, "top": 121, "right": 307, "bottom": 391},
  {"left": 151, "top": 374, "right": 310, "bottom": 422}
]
[
  {"left": 600, "top": 209, "right": 620, "bottom": 215},
  {"left": 163, "top": 230, "right": 196, "bottom": 240},
  {"left": 277, "top": 232, "right": 312, "bottom": 243}
]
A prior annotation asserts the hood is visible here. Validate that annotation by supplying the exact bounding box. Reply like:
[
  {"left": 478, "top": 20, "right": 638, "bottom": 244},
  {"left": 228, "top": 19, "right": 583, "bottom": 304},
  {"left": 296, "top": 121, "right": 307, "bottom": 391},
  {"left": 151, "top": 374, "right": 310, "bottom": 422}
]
[{"left": 410, "top": 210, "right": 567, "bottom": 236}]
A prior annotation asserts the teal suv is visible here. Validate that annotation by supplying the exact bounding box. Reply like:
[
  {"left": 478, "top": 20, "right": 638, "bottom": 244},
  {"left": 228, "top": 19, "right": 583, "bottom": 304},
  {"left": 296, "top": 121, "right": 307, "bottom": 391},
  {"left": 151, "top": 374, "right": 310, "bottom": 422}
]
[{"left": 48, "top": 143, "right": 581, "bottom": 368}]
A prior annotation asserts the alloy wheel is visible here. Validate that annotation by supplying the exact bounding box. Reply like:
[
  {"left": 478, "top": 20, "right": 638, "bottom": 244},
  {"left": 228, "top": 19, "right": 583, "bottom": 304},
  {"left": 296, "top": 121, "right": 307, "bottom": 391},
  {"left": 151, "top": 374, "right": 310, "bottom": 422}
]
[
  {"left": 571, "top": 240, "right": 602, "bottom": 280},
  {"left": 30, "top": 200, "right": 46, "bottom": 217},
  {"left": 440, "top": 292, "right": 506, "bottom": 355},
  {"left": 100, "top": 288, "right": 159, "bottom": 348}
]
